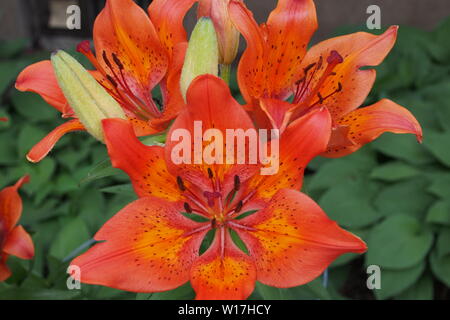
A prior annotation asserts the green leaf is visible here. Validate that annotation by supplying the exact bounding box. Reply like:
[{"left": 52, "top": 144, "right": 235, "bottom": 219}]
[
  {"left": 436, "top": 229, "right": 450, "bottom": 259},
  {"left": 430, "top": 249, "right": 450, "bottom": 287},
  {"left": 308, "top": 149, "right": 376, "bottom": 191},
  {"left": 0, "top": 288, "right": 80, "bottom": 300},
  {"left": 148, "top": 283, "right": 195, "bottom": 300},
  {"left": 100, "top": 183, "right": 135, "bottom": 196},
  {"left": 0, "top": 38, "right": 28, "bottom": 58},
  {"left": 18, "top": 124, "right": 47, "bottom": 157},
  {"left": 256, "top": 278, "right": 331, "bottom": 300},
  {"left": 366, "top": 214, "right": 433, "bottom": 269},
  {"left": 319, "top": 179, "right": 381, "bottom": 228},
  {"left": 395, "top": 273, "right": 434, "bottom": 300},
  {"left": 423, "top": 129, "right": 450, "bottom": 167},
  {"left": 49, "top": 217, "right": 91, "bottom": 260},
  {"left": 428, "top": 173, "right": 450, "bottom": 199},
  {"left": 374, "top": 262, "right": 425, "bottom": 300},
  {"left": 374, "top": 177, "right": 433, "bottom": 220},
  {"left": 372, "top": 133, "right": 433, "bottom": 166},
  {"left": 11, "top": 91, "right": 59, "bottom": 122},
  {"left": 370, "top": 162, "right": 419, "bottom": 182},
  {"left": 80, "top": 159, "right": 120, "bottom": 185},
  {"left": 426, "top": 201, "right": 450, "bottom": 226}
]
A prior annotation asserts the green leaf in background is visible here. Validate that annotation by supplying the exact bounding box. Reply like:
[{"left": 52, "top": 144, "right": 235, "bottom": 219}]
[
  {"left": 374, "top": 261, "right": 425, "bottom": 300},
  {"left": 428, "top": 173, "right": 450, "bottom": 199},
  {"left": 256, "top": 278, "right": 331, "bottom": 300},
  {"left": 0, "top": 288, "right": 81, "bottom": 300},
  {"left": 80, "top": 159, "right": 120, "bottom": 186},
  {"left": 0, "top": 38, "right": 28, "bottom": 59},
  {"left": 423, "top": 130, "right": 450, "bottom": 167},
  {"left": 374, "top": 177, "right": 434, "bottom": 220},
  {"left": 436, "top": 229, "right": 450, "bottom": 259},
  {"left": 320, "top": 179, "right": 381, "bottom": 228},
  {"left": 308, "top": 149, "right": 376, "bottom": 192},
  {"left": 17, "top": 124, "right": 47, "bottom": 157},
  {"left": 370, "top": 161, "right": 419, "bottom": 182},
  {"left": 11, "top": 91, "right": 59, "bottom": 122},
  {"left": 395, "top": 273, "right": 434, "bottom": 300},
  {"left": 372, "top": 134, "right": 433, "bottom": 166},
  {"left": 366, "top": 214, "right": 433, "bottom": 269},
  {"left": 426, "top": 201, "right": 450, "bottom": 226},
  {"left": 430, "top": 249, "right": 450, "bottom": 287},
  {"left": 49, "top": 217, "right": 91, "bottom": 260}
]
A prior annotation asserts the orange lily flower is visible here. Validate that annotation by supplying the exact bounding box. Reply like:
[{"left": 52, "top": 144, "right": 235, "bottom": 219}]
[
  {"left": 70, "top": 75, "right": 366, "bottom": 299},
  {"left": 229, "top": 0, "right": 422, "bottom": 157},
  {"left": 15, "top": 0, "right": 196, "bottom": 163},
  {"left": 0, "top": 176, "right": 34, "bottom": 281}
]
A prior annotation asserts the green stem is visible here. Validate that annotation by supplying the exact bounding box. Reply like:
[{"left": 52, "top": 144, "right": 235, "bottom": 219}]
[{"left": 220, "top": 64, "right": 231, "bottom": 85}]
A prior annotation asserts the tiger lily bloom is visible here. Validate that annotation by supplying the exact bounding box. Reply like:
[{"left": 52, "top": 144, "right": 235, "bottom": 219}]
[
  {"left": 0, "top": 176, "right": 34, "bottom": 281},
  {"left": 15, "top": 0, "right": 196, "bottom": 163},
  {"left": 229, "top": 0, "right": 422, "bottom": 157},
  {"left": 70, "top": 75, "right": 366, "bottom": 299}
]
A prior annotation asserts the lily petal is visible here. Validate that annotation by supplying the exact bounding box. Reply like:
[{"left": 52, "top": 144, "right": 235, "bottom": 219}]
[
  {"left": 102, "top": 118, "right": 183, "bottom": 201},
  {"left": 230, "top": 0, "right": 317, "bottom": 103},
  {"left": 324, "top": 99, "right": 423, "bottom": 157},
  {"left": 15, "top": 60, "right": 70, "bottom": 115},
  {"left": 148, "top": 0, "right": 197, "bottom": 59},
  {"left": 0, "top": 175, "right": 29, "bottom": 232},
  {"left": 246, "top": 107, "right": 331, "bottom": 202},
  {"left": 165, "top": 75, "right": 258, "bottom": 195},
  {"left": 94, "top": 0, "right": 168, "bottom": 107},
  {"left": 3, "top": 225, "right": 34, "bottom": 260},
  {"left": 70, "top": 197, "right": 207, "bottom": 292},
  {"left": 190, "top": 228, "right": 256, "bottom": 300},
  {"left": 298, "top": 26, "right": 398, "bottom": 120},
  {"left": 26, "top": 119, "right": 85, "bottom": 163},
  {"left": 236, "top": 189, "right": 367, "bottom": 287}
]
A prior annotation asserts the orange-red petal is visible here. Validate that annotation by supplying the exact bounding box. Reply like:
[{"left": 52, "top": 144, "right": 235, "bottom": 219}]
[
  {"left": 323, "top": 99, "right": 423, "bottom": 158},
  {"left": 70, "top": 197, "right": 208, "bottom": 292},
  {"left": 190, "top": 228, "right": 256, "bottom": 300},
  {"left": 165, "top": 75, "right": 258, "bottom": 194},
  {"left": 102, "top": 118, "right": 183, "bottom": 201},
  {"left": 246, "top": 107, "right": 331, "bottom": 202},
  {"left": 15, "top": 60, "right": 71, "bottom": 115},
  {"left": 3, "top": 225, "right": 34, "bottom": 260},
  {"left": 94, "top": 0, "right": 168, "bottom": 107},
  {"left": 230, "top": 0, "right": 317, "bottom": 103},
  {"left": 148, "top": 0, "right": 196, "bottom": 60},
  {"left": 26, "top": 119, "right": 85, "bottom": 163},
  {"left": 299, "top": 26, "right": 398, "bottom": 120},
  {"left": 236, "top": 189, "right": 367, "bottom": 287},
  {"left": 0, "top": 175, "right": 29, "bottom": 232}
]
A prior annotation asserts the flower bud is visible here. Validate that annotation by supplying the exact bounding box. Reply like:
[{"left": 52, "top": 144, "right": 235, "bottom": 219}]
[
  {"left": 198, "top": 0, "right": 240, "bottom": 65},
  {"left": 51, "top": 50, "right": 126, "bottom": 142},
  {"left": 180, "top": 17, "right": 219, "bottom": 101}
]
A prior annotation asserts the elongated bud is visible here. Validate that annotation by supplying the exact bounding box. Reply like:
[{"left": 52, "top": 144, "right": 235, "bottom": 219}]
[
  {"left": 198, "top": 0, "right": 240, "bottom": 65},
  {"left": 51, "top": 50, "right": 126, "bottom": 141},
  {"left": 180, "top": 17, "right": 219, "bottom": 101}
]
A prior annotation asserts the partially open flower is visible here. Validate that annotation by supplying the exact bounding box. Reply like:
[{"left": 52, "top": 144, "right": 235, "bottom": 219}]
[
  {"left": 0, "top": 176, "right": 34, "bottom": 282},
  {"left": 198, "top": 0, "right": 241, "bottom": 65},
  {"left": 51, "top": 50, "right": 127, "bottom": 142}
]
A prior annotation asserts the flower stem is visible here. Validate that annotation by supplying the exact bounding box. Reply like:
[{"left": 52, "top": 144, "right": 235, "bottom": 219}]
[{"left": 220, "top": 64, "right": 231, "bottom": 85}]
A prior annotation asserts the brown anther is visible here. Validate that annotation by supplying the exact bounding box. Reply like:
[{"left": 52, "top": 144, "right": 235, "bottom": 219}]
[
  {"left": 303, "top": 63, "right": 316, "bottom": 74},
  {"left": 234, "top": 175, "right": 240, "bottom": 192},
  {"left": 235, "top": 200, "right": 243, "bottom": 214},
  {"left": 106, "top": 75, "right": 117, "bottom": 87},
  {"left": 183, "top": 202, "right": 192, "bottom": 213},
  {"left": 177, "top": 176, "right": 186, "bottom": 191},
  {"left": 102, "top": 51, "right": 112, "bottom": 68},
  {"left": 317, "top": 92, "right": 324, "bottom": 104},
  {"left": 112, "top": 53, "right": 124, "bottom": 70},
  {"left": 211, "top": 218, "right": 217, "bottom": 229},
  {"left": 207, "top": 168, "right": 214, "bottom": 179},
  {"left": 337, "top": 82, "right": 343, "bottom": 92}
]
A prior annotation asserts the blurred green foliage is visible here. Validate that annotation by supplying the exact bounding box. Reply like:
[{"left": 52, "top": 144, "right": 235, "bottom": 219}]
[{"left": 1, "top": 17, "right": 450, "bottom": 300}]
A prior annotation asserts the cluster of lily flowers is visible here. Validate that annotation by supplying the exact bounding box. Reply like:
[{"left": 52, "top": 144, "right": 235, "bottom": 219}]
[{"left": 1, "top": 0, "right": 422, "bottom": 299}]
